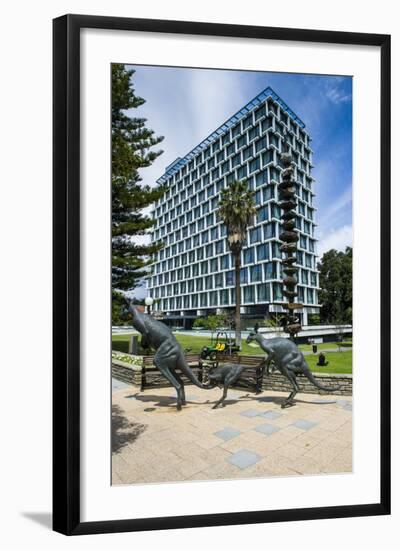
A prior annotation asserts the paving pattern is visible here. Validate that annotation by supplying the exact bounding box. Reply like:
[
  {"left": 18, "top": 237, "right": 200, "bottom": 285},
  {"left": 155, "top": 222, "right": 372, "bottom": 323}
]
[{"left": 112, "top": 383, "right": 352, "bottom": 485}]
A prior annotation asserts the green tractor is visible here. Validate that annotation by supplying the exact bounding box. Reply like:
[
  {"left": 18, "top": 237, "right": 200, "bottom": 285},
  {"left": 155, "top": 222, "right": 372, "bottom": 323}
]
[{"left": 200, "top": 331, "right": 240, "bottom": 362}]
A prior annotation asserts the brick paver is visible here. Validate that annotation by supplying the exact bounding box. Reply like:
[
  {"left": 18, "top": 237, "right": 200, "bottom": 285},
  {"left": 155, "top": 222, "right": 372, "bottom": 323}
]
[{"left": 112, "top": 384, "right": 352, "bottom": 484}]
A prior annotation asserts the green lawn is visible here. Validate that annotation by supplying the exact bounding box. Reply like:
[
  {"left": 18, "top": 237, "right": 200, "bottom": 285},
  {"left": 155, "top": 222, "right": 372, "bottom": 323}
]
[{"left": 112, "top": 332, "right": 352, "bottom": 374}]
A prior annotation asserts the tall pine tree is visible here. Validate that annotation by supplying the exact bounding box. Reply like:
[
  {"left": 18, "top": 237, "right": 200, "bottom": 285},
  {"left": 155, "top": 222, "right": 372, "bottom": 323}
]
[{"left": 112, "top": 64, "right": 164, "bottom": 300}]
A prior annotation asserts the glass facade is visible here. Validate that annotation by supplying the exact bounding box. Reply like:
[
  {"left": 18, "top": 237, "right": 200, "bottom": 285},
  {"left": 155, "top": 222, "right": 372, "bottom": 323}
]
[{"left": 148, "top": 86, "right": 319, "bottom": 317}]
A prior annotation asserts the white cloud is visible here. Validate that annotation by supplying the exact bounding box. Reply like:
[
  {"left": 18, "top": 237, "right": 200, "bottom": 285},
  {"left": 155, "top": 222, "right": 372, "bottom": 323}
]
[
  {"left": 317, "top": 185, "right": 352, "bottom": 234},
  {"left": 326, "top": 87, "right": 352, "bottom": 104},
  {"left": 317, "top": 224, "right": 353, "bottom": 258}
]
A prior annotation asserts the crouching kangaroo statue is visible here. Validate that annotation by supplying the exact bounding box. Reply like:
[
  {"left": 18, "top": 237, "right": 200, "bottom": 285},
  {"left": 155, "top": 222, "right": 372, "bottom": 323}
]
[
  {"left": 206, "top": 364, "right": 246, "bottom": 409},
  {"left": 246, "top": 330, "right": 341, "bottom": 408},
  {"left": 128, "top": 302, "right": 211, "bottom": 410}
]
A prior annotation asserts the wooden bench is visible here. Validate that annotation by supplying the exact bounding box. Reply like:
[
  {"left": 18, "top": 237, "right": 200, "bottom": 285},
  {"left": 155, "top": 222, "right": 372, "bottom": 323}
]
[
  {"left": 140, "top": 353, "right": 203, "bottom": 391},
  {"left": 112, "top": 351, "right": 266, "bottom": 394}
]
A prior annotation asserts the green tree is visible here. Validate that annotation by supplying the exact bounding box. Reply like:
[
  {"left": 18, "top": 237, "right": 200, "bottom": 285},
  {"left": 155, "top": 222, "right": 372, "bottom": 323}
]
[
  {"left": 318, "top": 246, "right": 352, "bottom": 324},
  {"left": 218, "top": 180, "right": 256, "bottom": 347},
  {"left": 193, "top": 314, "right": 228, "bottom": 343},
  {"left": 112, "top": 63, "right": 165, "bottom": 309}
]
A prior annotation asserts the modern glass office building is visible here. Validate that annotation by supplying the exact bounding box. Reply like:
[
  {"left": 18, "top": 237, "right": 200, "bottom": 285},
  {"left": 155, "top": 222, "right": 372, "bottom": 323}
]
[{"left": 148, "top": 86, "right": 320, "bottom": 328}]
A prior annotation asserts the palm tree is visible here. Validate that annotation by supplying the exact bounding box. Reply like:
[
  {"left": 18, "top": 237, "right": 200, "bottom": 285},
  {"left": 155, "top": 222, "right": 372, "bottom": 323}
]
[{"left": 218, "top": 180, "right": 256, "bottom": 347}]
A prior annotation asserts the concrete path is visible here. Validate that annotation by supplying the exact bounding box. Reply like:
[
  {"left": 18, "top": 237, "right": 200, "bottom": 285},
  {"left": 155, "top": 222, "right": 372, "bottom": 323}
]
[{"left": 112, "top": 384, "right": 352, "bottom": 485}]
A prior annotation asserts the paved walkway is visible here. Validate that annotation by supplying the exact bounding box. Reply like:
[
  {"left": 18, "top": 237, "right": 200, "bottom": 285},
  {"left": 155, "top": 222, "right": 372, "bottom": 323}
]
[{"left": 112, "top": 384, "right": 352, "bottom": 485}]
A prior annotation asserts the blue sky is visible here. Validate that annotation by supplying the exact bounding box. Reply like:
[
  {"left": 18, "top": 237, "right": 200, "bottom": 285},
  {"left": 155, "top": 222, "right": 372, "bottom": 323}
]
[{"left": 126, "top": 64, "right": 352, "bottom": 260}]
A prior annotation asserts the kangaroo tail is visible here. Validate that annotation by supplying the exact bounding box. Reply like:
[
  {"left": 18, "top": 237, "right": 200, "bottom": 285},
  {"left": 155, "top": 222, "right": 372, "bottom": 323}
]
[
  {"left": 303, "top": 369, "right": 341, "bottom": 392},
  {"left": 180, "top": 357, "right": 214, "bottom": 389}
]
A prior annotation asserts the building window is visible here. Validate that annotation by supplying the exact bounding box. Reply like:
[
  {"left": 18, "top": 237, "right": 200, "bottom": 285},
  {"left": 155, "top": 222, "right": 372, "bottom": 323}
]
[
  {"left": 201, "top": 230, "right": 209, "bottom": 244},
  {"left": 237, "top": 134, "right": 247, "bottom": 149},
  {"left": 226, "top": 142, "right": 235, "bottom": 156},
  {"left": 257, "top": 243, "right": 269, "bottom": 261},
  {"left": 257, "top": 283, "right": 270, "bottom": 302},
  {"left": 307, "top": 288, "right": 314, "bottom": 304},
  {"left": 249, "top": 157, "right": 260, "bottom": 173},
  {"left": 215, "top": 240, "right": 224, "bottom": 255},
  {"left": 262, "top": 149, "right": 274, "bottom": 166},
  {"left": 192, "top": 294, "right": 198, "bottom": 308},
  {"left": 211, "top": 226, "right": 218, "bottom": 240},
  {"left": 244, "top": 285, "right": 255, "bottom": 303},
  {"left": 237, "top": 165, "right": 247, "bottom": 179},
  {"left": 261, "top": 116, "right": 273, "bottom": 132},
  {"left": 243, "top": 145, "right": 253, "bottom": 161},
  {"left": 243, "top": 247, "right": 255, "bottom": 264},
  {"left": 240, "top": 267, "right": 248, "bottom": 284},
  {"left": 212, "top": 167, "right": 219, "bottom": 181},
  {"left": 249, "top": 126, "right": 260, "bottom": 141},
  {"left": 215, "top": 273, "right": 223, "bottom": 288},
  {"left": 264, "top": 262, "right": 277, "bottom": 280},
  {"left": 219, "top": 289, "right": 229, "bottom": 305},
  {"left": 200, "top": 293, "right": 208, "bottom": 307},
  {"left": 196, "top": 278, "right": 203, "bottom": 291},
  {"left": 221, "top": 160, "right": 229, "bottom": 174},
  {"left": 257, "top": 205, "right": 268, "bottom": 222},
  {"left": 205, "top": 275, "right": 213, "bottom": 290},
  {"left": 225, "top": 270, "right": 235, "bottom": 286},
  {"left": 220, "top": 132, "right": 229, "bottom": 146},
  {"left": 231, "top": 124, "right": 241, "bottom": 138},
  {"left": 210, "top": 291, "right": 218, "bottom": 306},
  {"left": 231, "top": 152, "right": 241, "bottom": 168},
  {"left": 273, "top": 283, "right": 283, "bottom": 301},
  {"left": 250, "top": 226, "right": 261, "bottom": 243},
  {"left": 250, "top": 264, "right": 262, "bottom": 282},
  {"left": 226, "top": 172, "right": 235, "bottom": 185},
  {"left": 242, "top": 114, "right": 253, "bottom": 130},
  {"left": 271, "top": 241, "right": 282, "bottom": 258},
  {"left": 254, "top": 104, "right": 266, "bottom": 120},
  {"left": 201, "top": 261, "right": 208, "bottom": 274},
  {"left": 206, "top": 244, "right": 213, "bottom": 257},
  {"left": 256, "top": 169, "right": 268, "bottom": 187},
  {"left": 210, "top": 258, "right": 218, "bottom": 272},
  {"left": 255, "top": 136, "right": 267, "bottom": 153},
  {"left": 221, "top": 254, "right": 230, "bottom": 270},
  {"left": 263, "top": 222, "right": 275, "bottom": 239}
]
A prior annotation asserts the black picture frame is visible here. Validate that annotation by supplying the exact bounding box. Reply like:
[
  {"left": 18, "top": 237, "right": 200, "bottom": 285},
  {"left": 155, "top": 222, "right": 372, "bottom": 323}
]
[{"left": 53, "top": 14, "right": 391, "bottom": 536}]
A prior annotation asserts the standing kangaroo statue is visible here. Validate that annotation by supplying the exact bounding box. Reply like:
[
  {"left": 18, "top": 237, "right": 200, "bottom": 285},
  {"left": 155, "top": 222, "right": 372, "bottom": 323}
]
[
  {"left": 246, "top": 329, "right": 341, "bottom": 408},
  {"left": 128, "top": 302, "right": 210, "bottom": 410}
]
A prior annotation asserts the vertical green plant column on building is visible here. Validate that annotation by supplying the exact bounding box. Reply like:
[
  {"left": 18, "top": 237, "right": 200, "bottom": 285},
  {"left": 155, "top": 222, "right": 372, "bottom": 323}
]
[{"left": 218, "top": 180, "right": 256, "bottom": 347}]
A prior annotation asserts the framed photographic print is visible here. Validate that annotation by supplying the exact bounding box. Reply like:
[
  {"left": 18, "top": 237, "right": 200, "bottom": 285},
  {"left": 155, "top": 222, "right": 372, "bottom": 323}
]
[{"left": 53, "top": 14, "right": 391, "bottom": 535}]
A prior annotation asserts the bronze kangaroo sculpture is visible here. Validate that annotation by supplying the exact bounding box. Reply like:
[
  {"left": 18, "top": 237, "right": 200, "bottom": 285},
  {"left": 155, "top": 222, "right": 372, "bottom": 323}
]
[
  {"left": 246, "top": 329, "right": 340, "bottom": 408},
  {"left": 128, "top": 302, "right": 211, "bottom": 410}
]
